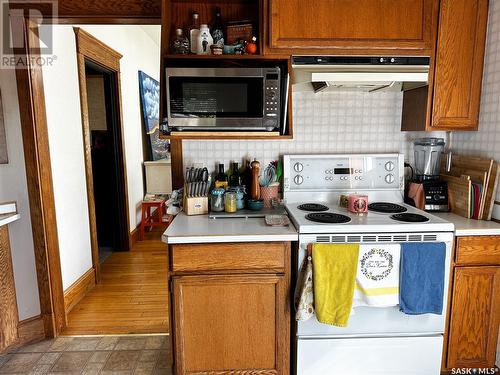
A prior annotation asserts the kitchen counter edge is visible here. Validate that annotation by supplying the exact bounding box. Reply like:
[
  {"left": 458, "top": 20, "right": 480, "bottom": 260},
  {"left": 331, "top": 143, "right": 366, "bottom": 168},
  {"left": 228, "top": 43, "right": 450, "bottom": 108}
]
[{"left": 433, "top": 212, "right": 500, "bottom": 237}]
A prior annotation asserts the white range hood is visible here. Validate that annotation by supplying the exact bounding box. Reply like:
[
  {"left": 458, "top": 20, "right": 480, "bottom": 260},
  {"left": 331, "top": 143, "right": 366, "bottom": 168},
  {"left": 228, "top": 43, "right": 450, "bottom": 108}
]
[{"left": 292, "top": 56, "right": 430, "bottom": 92}]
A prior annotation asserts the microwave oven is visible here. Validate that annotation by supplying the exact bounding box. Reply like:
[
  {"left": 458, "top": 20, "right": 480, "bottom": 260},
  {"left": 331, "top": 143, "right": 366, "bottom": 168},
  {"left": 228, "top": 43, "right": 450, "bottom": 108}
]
[{"left": 165, "top": 67, "right": 282, "bottom": 132}]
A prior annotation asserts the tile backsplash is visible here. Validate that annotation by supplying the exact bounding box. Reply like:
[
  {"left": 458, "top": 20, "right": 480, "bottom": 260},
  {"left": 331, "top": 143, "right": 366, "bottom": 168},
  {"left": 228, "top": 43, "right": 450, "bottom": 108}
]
[{"left": 183, "top": 90, "right": 445, "bottom": 170}]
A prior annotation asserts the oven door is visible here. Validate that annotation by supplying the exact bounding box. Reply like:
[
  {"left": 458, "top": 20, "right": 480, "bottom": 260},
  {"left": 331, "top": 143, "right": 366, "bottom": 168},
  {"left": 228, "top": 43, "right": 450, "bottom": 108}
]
[
  {"left": 166, "top": 68, "right": 268, "bottom": 131},
  {"left": 296, "top": 232, "right": 454, "bottom": 337}
]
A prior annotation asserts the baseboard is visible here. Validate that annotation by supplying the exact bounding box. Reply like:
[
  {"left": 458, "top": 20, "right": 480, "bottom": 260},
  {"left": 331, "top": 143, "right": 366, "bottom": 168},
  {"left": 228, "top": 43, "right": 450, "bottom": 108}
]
[
  {"left": 63, "top": 268, "right": 96, "bottom": 314},
  {"left": 130, "top": 225, "right": 140, "bottom": 248},
  {"left": 17, "top": 315, "right": 45, "bottom": 346}
]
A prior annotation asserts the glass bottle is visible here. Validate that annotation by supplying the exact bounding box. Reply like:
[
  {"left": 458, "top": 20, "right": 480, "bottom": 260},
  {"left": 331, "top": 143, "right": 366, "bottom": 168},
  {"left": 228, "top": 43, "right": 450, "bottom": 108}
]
[
  {"left": 229, "top": 162, "right": 241, "bottom": 187},
  {"left": 171, "top": 28, "right": 189, "bottom": 54},
  {"left": 196, "top": 24, "right": 213, "bottom": 55},
  {"left": 225, "top": 192, "right": 237, "bottom": 213},
  {"left": 214, "top": 163, "right": 228, "bottom": 189},
  {"left": 189, "top": 12, "right": 200, "bottom": 54},
  {"left": 211, "top": 7, "right": 224, "bottom": 46}
]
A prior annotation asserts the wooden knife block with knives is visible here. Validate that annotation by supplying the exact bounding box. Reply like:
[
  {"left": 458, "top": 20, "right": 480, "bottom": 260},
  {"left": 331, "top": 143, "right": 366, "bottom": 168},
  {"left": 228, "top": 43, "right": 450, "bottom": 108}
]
[
  {"left": 184, "top": 167, "right": 210, "bottom": 216},
  {"left": 440, "top": 155, "right": 499, "bottom": 220}
]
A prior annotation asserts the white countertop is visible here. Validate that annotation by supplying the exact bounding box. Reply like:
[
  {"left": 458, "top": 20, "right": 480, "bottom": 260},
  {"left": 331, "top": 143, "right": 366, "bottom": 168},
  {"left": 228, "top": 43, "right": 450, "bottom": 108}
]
[
  {"left": 433, "top": 212, "right": 500, "bottom": 236},
  {"left": 162, "top": 212, "right": 298, "bottom": 244},
  {"left": 0, "top": 202, "right": 20, "bottom": 227}
]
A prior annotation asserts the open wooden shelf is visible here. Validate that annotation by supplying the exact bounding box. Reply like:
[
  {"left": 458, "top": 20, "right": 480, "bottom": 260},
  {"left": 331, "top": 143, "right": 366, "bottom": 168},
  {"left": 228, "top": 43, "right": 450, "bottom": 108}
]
[{"left": 160, "top": 131, "right": 293, "bottom": 140}]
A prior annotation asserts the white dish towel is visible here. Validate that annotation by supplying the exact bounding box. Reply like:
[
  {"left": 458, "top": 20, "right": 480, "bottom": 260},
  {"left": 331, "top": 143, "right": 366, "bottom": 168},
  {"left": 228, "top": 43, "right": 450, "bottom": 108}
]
[{"left": 353, "top": 244, "right": 401, "bottom": 308}]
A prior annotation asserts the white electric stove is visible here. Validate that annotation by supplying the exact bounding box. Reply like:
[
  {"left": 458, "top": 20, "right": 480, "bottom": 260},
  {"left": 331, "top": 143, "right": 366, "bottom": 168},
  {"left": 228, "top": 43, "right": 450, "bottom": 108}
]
[{"left": 283, "top": 153, "right": 455, "bottom": 375}]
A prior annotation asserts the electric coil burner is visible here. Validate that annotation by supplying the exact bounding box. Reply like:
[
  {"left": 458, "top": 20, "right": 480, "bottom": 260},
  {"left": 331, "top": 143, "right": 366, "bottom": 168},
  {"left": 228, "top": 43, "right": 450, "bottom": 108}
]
[
  {"left": 305, "top": 212, "right": 351, "bottom": 224},
  {"left": 390, "top": 213, "right": 430, "bottom": 223},
  {"left": 297, "top": 203, "right": 330, "bottom": 212},
  {"left": 368, "top": 202, "right": 408, "bottom": 214}
]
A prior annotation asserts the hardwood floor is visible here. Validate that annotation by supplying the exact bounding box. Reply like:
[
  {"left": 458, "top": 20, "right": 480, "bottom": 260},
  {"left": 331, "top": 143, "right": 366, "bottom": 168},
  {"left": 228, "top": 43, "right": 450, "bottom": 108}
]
[{"left": 63, "top": 230, "right": 169, "bottom": 335}]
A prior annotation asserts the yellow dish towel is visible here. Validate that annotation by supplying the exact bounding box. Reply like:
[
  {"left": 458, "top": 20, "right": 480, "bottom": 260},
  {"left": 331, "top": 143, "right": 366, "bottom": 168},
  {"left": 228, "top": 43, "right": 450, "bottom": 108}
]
[{"left": 313, "top": 243, "right": 360, "bottom": 327}]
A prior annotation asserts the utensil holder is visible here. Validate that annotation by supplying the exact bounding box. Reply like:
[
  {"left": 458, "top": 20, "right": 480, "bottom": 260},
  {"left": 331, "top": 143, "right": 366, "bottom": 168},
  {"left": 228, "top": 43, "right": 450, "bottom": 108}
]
[{"left": 260, "top": 185, "right": 280, "bottom": 208}]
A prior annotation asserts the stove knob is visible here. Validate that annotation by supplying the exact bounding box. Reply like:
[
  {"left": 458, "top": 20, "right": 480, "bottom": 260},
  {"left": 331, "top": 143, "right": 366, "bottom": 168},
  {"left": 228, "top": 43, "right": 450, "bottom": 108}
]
[
  {"left": 385, "top": 161, "right": 395, "bottom": 171},
  {"left": 294, "top": 175, "right": 304, "bottom": 185},
  {"left": 385, "top": 174, "right": 395, "bottom": 184},
  {"left": 294, "top": 162, "right": 304, "bottom": 172}
]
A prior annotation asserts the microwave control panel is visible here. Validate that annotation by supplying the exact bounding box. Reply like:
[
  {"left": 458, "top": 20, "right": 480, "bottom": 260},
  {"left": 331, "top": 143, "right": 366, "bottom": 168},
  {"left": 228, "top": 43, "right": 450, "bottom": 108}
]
[{"left": 263, "top": 67, "right": 281, "bottom": 129}]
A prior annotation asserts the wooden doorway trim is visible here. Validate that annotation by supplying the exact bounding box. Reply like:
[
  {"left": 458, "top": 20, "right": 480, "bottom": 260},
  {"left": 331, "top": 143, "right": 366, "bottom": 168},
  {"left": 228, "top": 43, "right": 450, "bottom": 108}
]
[
  {"left": 73, "top": 27, "right": 130, "bottom": 283},
  {"left": 13, "top": 17, "right": 65, "bottom": 337}
]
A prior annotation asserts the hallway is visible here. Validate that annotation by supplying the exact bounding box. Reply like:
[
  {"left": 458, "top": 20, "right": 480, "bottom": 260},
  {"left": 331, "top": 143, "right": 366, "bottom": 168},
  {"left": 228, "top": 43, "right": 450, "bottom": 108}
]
[{"left": 63, "top": 231, "right": 169, "bottom": 335}]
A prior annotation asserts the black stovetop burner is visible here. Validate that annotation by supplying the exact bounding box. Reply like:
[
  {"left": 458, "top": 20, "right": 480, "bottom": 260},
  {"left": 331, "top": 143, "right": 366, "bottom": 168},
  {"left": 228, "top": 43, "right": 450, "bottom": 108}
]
[
  {"left": 305, "top": 212, "right": 352, "bottom": 224},
  {"left": 390, "top": 213, "right": 429, "bottom": 223},
  {"left": 368, "top": 202, "right": 408, "bottom": 214},
  {"left": 298, "top": 203, "right": 329, "bottom": 212}
]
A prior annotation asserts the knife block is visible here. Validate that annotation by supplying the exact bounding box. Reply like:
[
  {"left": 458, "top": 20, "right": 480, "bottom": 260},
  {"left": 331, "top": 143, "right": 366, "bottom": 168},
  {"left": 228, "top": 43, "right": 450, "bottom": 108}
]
[{"left": 183, "top": 184, "right": 209, "bottom": 215}]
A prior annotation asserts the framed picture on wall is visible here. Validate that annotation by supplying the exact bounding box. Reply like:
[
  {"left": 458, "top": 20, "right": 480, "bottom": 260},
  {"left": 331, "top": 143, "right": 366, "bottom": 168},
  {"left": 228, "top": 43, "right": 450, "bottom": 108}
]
[
  {"left": 138, "top": 71, "right": 169, "bottom": 161},
  {"left": 0, "top": 90, "right": 7, "bottom": 164}
]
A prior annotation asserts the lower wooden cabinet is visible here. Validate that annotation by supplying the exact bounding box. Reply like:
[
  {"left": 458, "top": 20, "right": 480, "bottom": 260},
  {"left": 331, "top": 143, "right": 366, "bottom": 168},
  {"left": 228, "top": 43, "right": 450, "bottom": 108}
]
[
  {"left": 447, "top": 267, "right": 500, "bottom": 369},
  {"left": 167, "top": 242, "right": 291, "bottom": 375},
  {"left": 444, "top": 235, "right": 500, "bottom": 370}
]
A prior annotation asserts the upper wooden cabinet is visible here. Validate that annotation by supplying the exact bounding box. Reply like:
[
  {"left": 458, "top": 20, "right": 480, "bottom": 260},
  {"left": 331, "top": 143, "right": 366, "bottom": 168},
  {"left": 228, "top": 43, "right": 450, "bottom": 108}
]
[
  {"left": 265, "top": 0, "right": 439, "bottom": 55},
  {"left": 430, "top": 0, "right": 489, "bottom": 130},
  {"left": 402, "top": 0, "right": 489, "bottom": 131}
]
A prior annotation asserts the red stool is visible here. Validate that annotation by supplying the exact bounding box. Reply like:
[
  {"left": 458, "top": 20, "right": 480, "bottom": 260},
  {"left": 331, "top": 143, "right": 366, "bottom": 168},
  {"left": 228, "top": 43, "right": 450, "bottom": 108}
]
[{"left": 140, "top": 198, "right": 167, "bottom": 240}]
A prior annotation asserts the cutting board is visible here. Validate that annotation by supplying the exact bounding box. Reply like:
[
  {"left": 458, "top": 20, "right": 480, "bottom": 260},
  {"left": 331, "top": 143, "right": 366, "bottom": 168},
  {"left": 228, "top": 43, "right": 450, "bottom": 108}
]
[{"left": 440, "top": 174, "right": 471, "bottom": 218}]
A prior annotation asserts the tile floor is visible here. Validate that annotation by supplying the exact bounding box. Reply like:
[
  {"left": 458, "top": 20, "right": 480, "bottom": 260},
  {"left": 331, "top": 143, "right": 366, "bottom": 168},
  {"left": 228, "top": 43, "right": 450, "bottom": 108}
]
[{"left": 0, "top": 335, "right": 172, "bottom": 374}]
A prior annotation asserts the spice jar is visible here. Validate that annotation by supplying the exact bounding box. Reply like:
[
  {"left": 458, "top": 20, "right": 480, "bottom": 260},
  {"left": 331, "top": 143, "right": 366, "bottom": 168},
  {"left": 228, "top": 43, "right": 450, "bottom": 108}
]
[
  {"left": 210, "top": 188, "right": 225, "bottom": 212},
  {"left": 228, "top": 186, "right": 245, "bottom": 210},
  {"left": 225, "top": 191, "right": 237, "bottom": 213}
]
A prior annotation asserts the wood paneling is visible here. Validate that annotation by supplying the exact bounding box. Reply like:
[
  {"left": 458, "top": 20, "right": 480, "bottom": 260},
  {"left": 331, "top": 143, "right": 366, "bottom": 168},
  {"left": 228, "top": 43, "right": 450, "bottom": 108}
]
[
  {"left": 9, "top": 0, "right": 161, "bottom": 23},
  {"left": 447, "top": 267, "right": 500, "bottom": 368},
  {"left": 431, "top": 0, "right": 488, "bottom": 130},
  {"left": 17, "top": 316, "right": 45, "bottom": 347},
  {"left": 456, "top": 236, "right": 500, "bottom": 266},
  {"left": 14, "top": 16, "right": 65, "bottom": 337},
  {"left": 266, "top": 0, "right": 438, "bottom": 55},
  {"left": 63, "top": 233, "right": 168, "bottom": 335},
  {"left": 0, "top": 226, "right": 19, "bottom": 351},
  {"left": 171, "top": 242, "right": 286, "bottom": 273},
  {"left": 63, "top": 268, "right": 96, "bottom": 315},
  {"left": 173, "top": 274, "right": 288, "bottom": 374}
]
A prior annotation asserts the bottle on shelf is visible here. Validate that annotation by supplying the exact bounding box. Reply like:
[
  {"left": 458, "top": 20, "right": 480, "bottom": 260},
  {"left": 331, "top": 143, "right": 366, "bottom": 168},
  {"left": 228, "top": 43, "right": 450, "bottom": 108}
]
[
  {"left": 189, "top": 12, "right": 200, "bottom": 54},
  {"left": 211, "top": 7, "right": 224, "bottom": 46},
  {"left": 214, "top": 163, "right": 228, "bottom": 189},
  {"left": 229, "top": 162, "right": 241, "bottom": 187},
  {"left": 196, "top": 24, "right": 213, "bottom": 55},
  {"left": 171, "top": 28, "right": 189, "bottom": 54}
]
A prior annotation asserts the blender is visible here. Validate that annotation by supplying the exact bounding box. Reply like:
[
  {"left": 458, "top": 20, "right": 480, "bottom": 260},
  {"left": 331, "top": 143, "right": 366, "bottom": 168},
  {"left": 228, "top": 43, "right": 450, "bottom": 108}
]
[{"left": 407, "top": 138, "right": 449, "bottom": 211}]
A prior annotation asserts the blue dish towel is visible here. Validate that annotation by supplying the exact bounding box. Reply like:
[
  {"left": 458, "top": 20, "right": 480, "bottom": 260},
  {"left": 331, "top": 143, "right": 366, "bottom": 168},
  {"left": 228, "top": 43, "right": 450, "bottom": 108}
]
[{"left": 399, "top": 242, "right": 446, "bottom": 315}]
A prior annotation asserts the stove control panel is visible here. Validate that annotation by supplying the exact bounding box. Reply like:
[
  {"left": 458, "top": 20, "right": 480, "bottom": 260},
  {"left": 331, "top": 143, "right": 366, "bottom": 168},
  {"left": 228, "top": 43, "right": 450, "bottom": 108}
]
[{"left": 283, "top": 154, "right": 404, "bottom": 192}]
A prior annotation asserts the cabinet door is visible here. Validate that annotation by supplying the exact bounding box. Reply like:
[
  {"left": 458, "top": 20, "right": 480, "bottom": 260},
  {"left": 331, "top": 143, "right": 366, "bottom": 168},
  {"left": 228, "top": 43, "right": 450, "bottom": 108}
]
[
  {"left": 267, "top": 0, "right": 438, "bottom": 54},
  {"left": 447, "top": 267, "right": 500, "bottom": 368},
  {"left": 431, "top": 0, "right": 488, "bottom": 130},
  {"left": 172, "top": 274, "right": 289, "bottom": 375}
]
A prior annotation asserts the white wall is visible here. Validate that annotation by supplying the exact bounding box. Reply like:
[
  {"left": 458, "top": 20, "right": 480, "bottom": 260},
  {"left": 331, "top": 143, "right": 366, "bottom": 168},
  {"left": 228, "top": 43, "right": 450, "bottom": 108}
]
[
  {"left": 40, "top": 24, "right": 160, "bottom": 289},
  {"left": 0, "top": 69, "right": 41, "bottom": 320}
]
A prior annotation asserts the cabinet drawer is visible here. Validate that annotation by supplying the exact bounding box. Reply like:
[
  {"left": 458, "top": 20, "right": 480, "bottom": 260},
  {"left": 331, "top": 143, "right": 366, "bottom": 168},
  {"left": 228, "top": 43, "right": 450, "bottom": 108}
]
[
  {"left": 170, "top": 242, "right": 287, "bottom": 273},
  {"left": 456, "top": 236, "right": 500, "bottom": 266}
]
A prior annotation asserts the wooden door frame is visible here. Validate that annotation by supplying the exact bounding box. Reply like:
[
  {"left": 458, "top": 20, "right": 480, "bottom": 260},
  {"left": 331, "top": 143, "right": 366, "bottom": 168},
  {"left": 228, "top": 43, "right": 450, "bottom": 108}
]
[
  {"left": 11, "top": 2, "right": 165, "bottom": 337},
  {"left": 74, "top": 27, "right": 131, "bottom": 285}
]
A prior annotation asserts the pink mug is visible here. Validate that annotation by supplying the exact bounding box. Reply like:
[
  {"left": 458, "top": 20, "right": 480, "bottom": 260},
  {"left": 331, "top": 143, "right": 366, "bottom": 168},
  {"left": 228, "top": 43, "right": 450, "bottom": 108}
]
[{"left": 348, "top": 194, "right": 368, "bottom": 215}]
